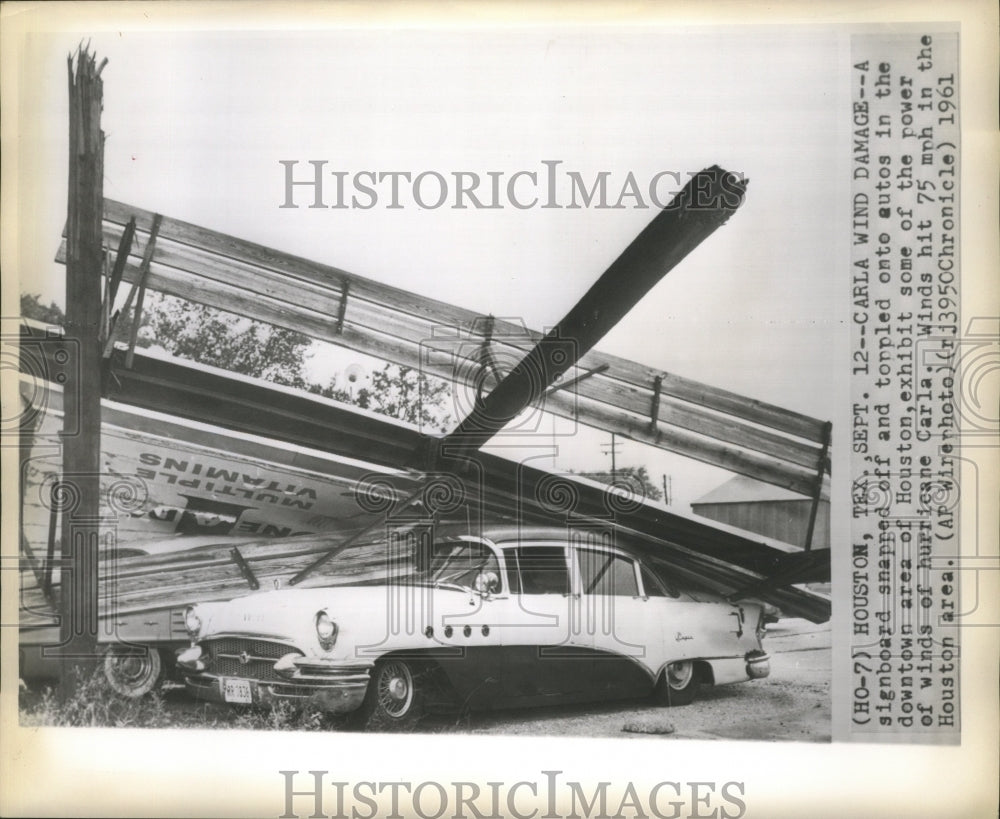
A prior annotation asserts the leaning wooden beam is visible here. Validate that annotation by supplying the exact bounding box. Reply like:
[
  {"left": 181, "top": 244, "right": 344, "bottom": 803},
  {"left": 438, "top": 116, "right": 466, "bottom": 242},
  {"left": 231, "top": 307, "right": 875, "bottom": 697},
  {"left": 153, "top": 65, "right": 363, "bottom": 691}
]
[
  {"left": 439, "top": 167, "right": 748, "bottom": 460},
  {"left": 101, "top": 213, "right": 160, "bottom": 359},
  {"left": 803, "top": 421, "right": 833, "bottom": 550},
  {"left": 124, "top": 213, "right": 162, "bottom": 368},
  {"left": 105, "top": 216, "right": 135, "bottom": 308}
]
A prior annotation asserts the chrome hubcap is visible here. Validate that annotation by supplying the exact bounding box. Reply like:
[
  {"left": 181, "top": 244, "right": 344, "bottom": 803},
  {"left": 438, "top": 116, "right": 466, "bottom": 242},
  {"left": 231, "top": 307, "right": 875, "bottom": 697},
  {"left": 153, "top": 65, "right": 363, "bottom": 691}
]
[
  {"left": 103, "top": 646, "right": 161, "bottom": 698},
  {"left": 110, "top": 655, "right": 148, "bottom": 684},
  {"left": 377, "top": 661, "right": 413, "bottom": 716},
  {"left": 388, "top": 677, "right": 407, "bottom": 700},
  {"left": 667, "top": 661, "right": 693, "bottom": 689}
]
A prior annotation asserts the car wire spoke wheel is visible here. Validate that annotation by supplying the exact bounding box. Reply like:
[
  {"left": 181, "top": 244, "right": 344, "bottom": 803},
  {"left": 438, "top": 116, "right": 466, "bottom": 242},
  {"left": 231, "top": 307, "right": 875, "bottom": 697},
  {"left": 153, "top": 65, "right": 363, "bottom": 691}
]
[
  {"left": 376, "top": 660, "right": 414, "bottom": 717},
  {"left": 103, "top": 645, "right": 163, "bottom": 698},
  {"left": 357, "top": 657, "right": 427, "bottom": 730}
]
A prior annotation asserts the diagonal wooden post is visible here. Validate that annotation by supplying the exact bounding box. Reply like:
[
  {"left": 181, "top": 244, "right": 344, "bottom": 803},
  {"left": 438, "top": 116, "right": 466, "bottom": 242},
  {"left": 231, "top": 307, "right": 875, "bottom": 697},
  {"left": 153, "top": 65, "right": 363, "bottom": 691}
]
[
  {"left": 57, "top": 46, "right": 106, "bottom": 692},
  {"left": 803, "top": 421, "right": 832, "bottom": 552}
]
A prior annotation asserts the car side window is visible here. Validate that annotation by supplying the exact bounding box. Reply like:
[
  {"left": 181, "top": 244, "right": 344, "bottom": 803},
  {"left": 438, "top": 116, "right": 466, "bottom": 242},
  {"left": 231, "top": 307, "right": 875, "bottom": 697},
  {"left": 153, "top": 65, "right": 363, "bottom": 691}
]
[
  {"left": 577, "top": 549, "right": 639, "bottom": 597},
  {"left": 640, "top": 565, "right": 678, "bottom": 598},
  {"left": 504, "top": 545, "right": 570, "bottom": 595},
  {"left": 430, "top": 542, "right": 502, "bottom": 593}
]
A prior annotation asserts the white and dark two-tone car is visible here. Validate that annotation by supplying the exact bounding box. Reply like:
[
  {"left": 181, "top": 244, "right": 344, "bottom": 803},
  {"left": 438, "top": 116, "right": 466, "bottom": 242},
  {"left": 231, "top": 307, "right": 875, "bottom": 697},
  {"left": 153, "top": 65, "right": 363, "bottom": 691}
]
[{"left": 176, "top": 525, "right": 770, "bottom": 729}]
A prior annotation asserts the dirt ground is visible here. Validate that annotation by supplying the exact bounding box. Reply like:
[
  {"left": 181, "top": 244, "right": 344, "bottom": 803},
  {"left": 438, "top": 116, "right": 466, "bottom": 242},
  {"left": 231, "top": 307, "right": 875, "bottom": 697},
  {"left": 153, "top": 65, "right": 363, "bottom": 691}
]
[{"left": 417, "top": 618, "right": 831, "bottom": 742}]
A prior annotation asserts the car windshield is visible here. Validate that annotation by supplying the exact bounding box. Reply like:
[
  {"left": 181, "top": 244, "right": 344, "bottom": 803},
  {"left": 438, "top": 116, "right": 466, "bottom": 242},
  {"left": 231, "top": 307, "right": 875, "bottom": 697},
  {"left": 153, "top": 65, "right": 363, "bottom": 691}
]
[{"left": 415, "top": 540, "right": 502, "bottom": 594}]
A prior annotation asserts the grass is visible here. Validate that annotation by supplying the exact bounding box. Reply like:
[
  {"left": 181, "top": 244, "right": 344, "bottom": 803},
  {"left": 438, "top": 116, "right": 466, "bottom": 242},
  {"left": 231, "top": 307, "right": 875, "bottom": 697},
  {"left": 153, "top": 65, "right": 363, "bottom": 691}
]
[
  {"left": 19, "top": 668, "right": 339, "bottom": 732},
  {"left": 19, "top": 667, "right": 171, "bottom": 729}
]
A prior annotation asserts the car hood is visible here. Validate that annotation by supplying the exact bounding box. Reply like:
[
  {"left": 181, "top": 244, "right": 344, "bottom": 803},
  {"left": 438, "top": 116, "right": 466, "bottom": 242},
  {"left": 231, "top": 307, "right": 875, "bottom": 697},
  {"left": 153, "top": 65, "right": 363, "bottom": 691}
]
[{"left": 193, "top": 583, "right": 469, "bottom": 646}]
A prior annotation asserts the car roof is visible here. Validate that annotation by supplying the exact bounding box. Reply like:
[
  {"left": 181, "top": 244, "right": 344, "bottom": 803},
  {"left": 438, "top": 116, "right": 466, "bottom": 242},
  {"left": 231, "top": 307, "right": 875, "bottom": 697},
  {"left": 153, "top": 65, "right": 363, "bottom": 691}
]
[{"left": 436, "top": 522, "right": 626, "bottom": 549}]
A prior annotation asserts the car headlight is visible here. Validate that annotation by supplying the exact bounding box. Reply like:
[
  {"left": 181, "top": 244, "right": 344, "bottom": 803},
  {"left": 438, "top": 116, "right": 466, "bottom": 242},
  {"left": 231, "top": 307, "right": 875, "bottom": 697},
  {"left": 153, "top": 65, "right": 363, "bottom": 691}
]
[
  {"left": 315, "top": 610, "right": 338, "bottom": 651},
  {"left": 184, "top": 606, "right": 202, "bottom": 639}
]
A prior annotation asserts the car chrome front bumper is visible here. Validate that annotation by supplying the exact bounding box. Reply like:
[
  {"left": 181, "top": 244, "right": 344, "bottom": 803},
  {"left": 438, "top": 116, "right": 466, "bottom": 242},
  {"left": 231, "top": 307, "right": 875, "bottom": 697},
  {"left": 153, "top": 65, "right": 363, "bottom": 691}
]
[{"left": 177, "top": 646, "right": 373, "bottom": 714}]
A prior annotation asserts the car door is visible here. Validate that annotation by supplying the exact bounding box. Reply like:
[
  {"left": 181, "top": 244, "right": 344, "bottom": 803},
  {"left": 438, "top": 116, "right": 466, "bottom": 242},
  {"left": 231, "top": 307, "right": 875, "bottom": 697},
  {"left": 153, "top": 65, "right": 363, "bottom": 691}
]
[
  {"left": 497, "top": 542, "right": 591, "bottom": 702},
  {"left": 575, "top": 545, "right": 659, "bottom": 698},
  {"left": 425, "top": 539, "right": 508, "bottom": 706}
]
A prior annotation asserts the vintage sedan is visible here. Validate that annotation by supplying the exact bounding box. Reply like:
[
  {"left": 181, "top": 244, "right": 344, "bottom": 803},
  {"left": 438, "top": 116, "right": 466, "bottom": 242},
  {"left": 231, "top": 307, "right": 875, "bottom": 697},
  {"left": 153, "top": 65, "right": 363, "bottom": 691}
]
[{"left": 176, "top": 525, "right": 770, "bottom": 729}]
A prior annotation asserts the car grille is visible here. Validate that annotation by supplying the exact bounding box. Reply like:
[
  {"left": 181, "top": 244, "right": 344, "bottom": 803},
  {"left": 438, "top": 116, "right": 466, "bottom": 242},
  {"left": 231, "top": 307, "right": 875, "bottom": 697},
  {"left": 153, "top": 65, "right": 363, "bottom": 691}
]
[{"left": 204, "top": 638, "right": 301, "bottom": 683}]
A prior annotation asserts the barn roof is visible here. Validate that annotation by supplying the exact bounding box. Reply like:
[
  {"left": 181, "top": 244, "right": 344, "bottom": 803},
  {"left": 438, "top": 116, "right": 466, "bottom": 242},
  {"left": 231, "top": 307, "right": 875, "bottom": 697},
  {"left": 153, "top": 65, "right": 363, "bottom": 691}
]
[{"left": 692, "top": 474, "right": 829, "bottom": 506}]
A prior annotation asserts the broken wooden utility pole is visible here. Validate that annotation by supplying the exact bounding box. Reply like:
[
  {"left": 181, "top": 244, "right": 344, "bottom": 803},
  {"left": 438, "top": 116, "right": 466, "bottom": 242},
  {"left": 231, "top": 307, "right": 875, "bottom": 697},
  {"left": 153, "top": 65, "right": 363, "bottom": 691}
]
[{"left": 58, "top": 46, "right": 106, "bottom": 686}]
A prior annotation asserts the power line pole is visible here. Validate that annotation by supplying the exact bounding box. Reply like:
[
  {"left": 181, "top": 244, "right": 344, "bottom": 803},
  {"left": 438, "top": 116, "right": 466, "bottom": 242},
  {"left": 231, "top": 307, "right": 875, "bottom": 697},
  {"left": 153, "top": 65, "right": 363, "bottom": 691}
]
[
  {"left": 600, "top": 432, "right": 620, "bottom": 480},
  {"left": 662, "top": 474, "right": 672, "bottom": 506}
]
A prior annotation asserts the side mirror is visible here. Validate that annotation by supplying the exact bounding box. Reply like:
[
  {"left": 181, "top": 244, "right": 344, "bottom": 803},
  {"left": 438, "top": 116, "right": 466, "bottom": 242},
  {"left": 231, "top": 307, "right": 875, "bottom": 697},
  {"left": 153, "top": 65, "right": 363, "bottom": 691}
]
[{"left": 474, "top": 570, "right": 501, "bottom": 596}]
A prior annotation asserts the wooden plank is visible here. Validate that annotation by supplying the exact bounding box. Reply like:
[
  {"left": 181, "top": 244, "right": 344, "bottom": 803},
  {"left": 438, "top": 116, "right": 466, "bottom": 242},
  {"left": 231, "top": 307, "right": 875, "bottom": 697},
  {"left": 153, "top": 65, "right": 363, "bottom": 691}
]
[
  {"left": 107, "top": 350, "right": 427, "bottom": 469},
  {"left": 575, "top": 348, "right": 826, "bottom": 444},
  {"left": 100, "top": 259, "right": 823, "bottom": 492},
  {"left": 334, "top": 295, "right": 822, "bottom": 463},
  {"left": 804, "top": 421, "right": 833, "bottom": 550},
  {"left": 94, "top": 258, "right": 345, "bottom": 345},
  {"left": 552, "top": 391, "right": 823, "bottom": 497},
  {"left": 34, "top": 296, "right": 826, "bottom": 497},
  {"left": 105, "top": 217, "right": 135, "bottom": 307},
  {"left": 98, "top": 547, "right": 317, "bottom": 584},
  {"left": 90, "top": 199, "right": 828, "bottom": 443},
  {"left": 124, "top": 213, "right": 162, "bottom": 367},
  {"left": 97, "top": 550, "right": 395, "bottom": 613},
  {"left": 24, "top": 395, "right": 829, "bottom": 623},
  {"left": 96, "top": 537, "right": 384, "bottom": 583},
  {"left": 95, "top": 221, "right": 346, "bottom": 317},
  {"left": 544, "top": 363, "right": 824, "bottom": 469},
  {"left": 97, "top": 567, "right": 398, "bottom": 617},
  {"left": 92, "top": 257, "right": 826, "bottom": 477},
  {"left": 58, "top": 208, "right": 829, "bottom": 453},
  {"left": 102, "top": 253, "right": 155, "bottom": 359},
  {"left": 102, "top": 549, "right": 388, "bottom": 600},
  {"left": 334, "top": 302, "right": 828, "bottom": 469},
  {"left": 440, "top": 167, "right": 750, "bottom": 459}
]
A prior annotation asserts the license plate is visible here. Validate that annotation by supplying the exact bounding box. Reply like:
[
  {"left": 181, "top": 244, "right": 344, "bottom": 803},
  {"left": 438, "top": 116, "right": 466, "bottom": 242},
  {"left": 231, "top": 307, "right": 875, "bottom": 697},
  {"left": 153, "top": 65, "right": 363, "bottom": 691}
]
[{"left": 222, "top": 678, "right": 253, "bottom": 704}]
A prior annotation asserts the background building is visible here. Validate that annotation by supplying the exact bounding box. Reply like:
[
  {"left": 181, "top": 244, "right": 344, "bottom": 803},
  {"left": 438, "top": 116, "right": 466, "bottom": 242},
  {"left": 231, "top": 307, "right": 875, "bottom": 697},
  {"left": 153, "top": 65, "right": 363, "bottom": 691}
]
[{"left": 691, "top": 475, "right": 830, "bottom": 551}]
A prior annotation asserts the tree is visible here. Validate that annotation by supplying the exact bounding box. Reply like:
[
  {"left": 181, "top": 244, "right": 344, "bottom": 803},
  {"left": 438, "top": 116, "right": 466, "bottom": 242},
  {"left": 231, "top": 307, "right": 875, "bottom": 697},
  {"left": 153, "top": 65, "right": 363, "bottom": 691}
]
[
  {"left": 576, "top": 464, "right": 663, "bottom": 503},
  {"left": 136, "top": 293, "right": 314, "bottom": 388},
  {"left": 348, "top": 365, "right": 453, "bottom": 433},
  {"left": 21, "top": 293, "right": 65, "bottom": 325},
  {"left": 138, "top": 293, "right": 453, "bottom": 431},
  {"left": 20, "top": 289, "right": 454, "bottom": 432}
]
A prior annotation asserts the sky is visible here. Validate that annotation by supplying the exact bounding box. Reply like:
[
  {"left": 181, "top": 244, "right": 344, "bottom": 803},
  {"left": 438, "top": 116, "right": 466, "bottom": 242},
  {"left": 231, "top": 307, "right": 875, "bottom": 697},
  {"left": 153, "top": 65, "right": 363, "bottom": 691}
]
[{"left": 14, "top": 25, "right": 845, "bottom": 510}]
